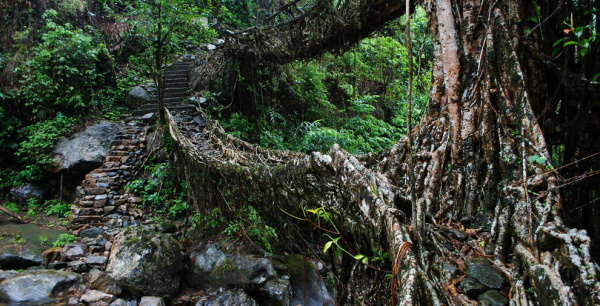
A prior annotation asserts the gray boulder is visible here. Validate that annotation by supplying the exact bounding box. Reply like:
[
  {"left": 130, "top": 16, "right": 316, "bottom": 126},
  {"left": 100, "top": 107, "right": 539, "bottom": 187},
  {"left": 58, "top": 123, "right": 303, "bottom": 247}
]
[
  {"left": 106, "top": 226, "right": 182, "bottom": 298},
  {"left": 465, "top": 258, "right": 508, "bottom": 290},
  {"left": 0, "top": 270, "right": 18, "bottom": 282},
  {"left": 185, "top": 242, "right": 274, "bottom": 290},
  {"left": 0, "top": 269, "right": 84, "bottom": 304},
  {"left": 199, "top": 289, "right": 257, "bottom": 306},
  {"left": 250, "top": 277, "right": 292, "bottom": 306},
  {"left": 478, "top": 290, "right": 509, "bottom": 306},
  {"left": 81, "top": 289, "right": 117, "bottom": 304},
  {"left": 80, "top": 227, "right": 105, "bottom": 238},
  {"left": 287, "top": 255, "right": 334, "bottom": 306},
  {"left": 53, "top": 122, "right": 120, "bottom": 176},
  {"left": 110, "top": 298, "right": 129, "bottom": 306},
  {"left": 9, "top": 183, "right": 47, "bottom": 205},
  {"left": 126, "top": 86, "right": 151, "bottom": 109},
  {"left": 89, "top": 270, "right": 123, "bottom": 296},
  {"left": 140, "top": 296, "right": 166, "bottom": 306},
  {"left": 62, "top": 242, "right": 86, "bottom": 261}
]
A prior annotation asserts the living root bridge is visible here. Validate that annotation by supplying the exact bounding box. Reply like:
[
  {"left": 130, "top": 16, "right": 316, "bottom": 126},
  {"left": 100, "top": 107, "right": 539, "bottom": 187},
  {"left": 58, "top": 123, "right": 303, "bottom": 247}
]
[
  {"left": 165, "top": 108, "right": 440, "bottom": 303},
  {"left": 166, "top": 105, "right": 600, "bottom": 304},
  {"left": 175, "top": 0, "right": 600, "bottom": 304}
]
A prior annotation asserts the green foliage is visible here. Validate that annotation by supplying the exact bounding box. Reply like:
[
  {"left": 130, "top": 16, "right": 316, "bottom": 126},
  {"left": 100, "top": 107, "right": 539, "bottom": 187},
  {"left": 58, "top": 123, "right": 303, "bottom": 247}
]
[
  {"left": 44, "top": 200, "right": 71, "bottom": 218},
  {"left": 193, "top": 204, "right": 277, "bottom": 252},
  {"left": 554, "top": 12, "right": 599, "bottom": 59},
  {"left": 14, "top": 113, "right": 75, "bottom": 182},
  {"left": 127, "top": 162, "right": 190, "bottom": 220},
  {"left": 223, "top": 205, "right": 277, "bottom": 252},
  {"left": 202, "top": 0, "right": 258, "bottom": 29},
  {"left": 218, "top": 7, "right": 432, "bottom": 154},
  {"left": 53, "top": 233, "right": 77, "bottom": 247},
  {"left": 18, "top": 13, "right": 112, "bottom": 118},
  {"left": 39, "top": 235, "right": 50, "bottom": 246},
  {"left": 9, "top": 234, "right": 27, "bottom": 245},
  {"left": 119, "top": 0, "right": 216, "bottom": 86},
  {"left": 304, "top": 206, "right": 371, "bottom": 264},
  {"left": 3, "top": 202, "right": 19, "bottom": 213},
  {"left": 529, "top": 155, "right": 548, "bottom": 165}
]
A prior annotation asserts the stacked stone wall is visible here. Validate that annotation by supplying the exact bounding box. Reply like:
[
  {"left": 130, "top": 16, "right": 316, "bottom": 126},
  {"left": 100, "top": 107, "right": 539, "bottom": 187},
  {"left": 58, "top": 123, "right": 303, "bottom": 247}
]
[{"left": 69, "top": 117, "right": 152, "bottom": 230}]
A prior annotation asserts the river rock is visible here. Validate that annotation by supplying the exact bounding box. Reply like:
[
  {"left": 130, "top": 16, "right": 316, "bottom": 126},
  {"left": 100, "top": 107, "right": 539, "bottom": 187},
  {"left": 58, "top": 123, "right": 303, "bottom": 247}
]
[
  {"left": 140, "top": 296, "right": 166, "bottom": 306},
  {"left": 106, "top": 226, "right": 182, "bottom": 297},
  {"left": 68, "top": 259, "right": 88, "bottom": 272},
  {"left": 185, "top": 242, "right": 274, "bottom": 290},
  {"left": 250, "top": 277, "right": 292, "bottom": 306},
  {"left": 287, "top": 255, "right": 334, "bottom": 306},
  {"left": 478, "top": 290, "right": 509, "bottom": 305},
  {"left": 86, "top": 255, "right": 108, "bottom": 266},
  {"left": 126, "top": 86, "right": 151, "bottom": 109},
  {"left": 445, "top": 227, "right": 469, "bottom": 241},
  {"left": 0, "top": 269, "right": 84, "bottom": 304},
  {"left": 465, "top": 258, "right": 508, "bottom": 290},
  {"left": 9, "top": 183, "right": 47, "bottom": 205},
  {"left": 81, "top": 289, "right": 116, "bottom": 304},
  {"left": 89, "top": 270, "right": 123, "bottom": 296},
  {"left": 53, "top": 122, "right": 120, "bottom": 177},
  {"left": 80, "top": 227, "right": 105, "bottom": 238},
  {"left": 110, "top": 298, "right": 129, "bottom": 306},
  {"left": 200, "top": 289, "right": 257, "bottom": 306},
  {"left": 63, "top": 242, "right": 86, "bottom": 260},
  {"left": 0, "top": 270, "right": 18, "bottom": 282},
  {"left": 459, "top": 276, "right": 486, "bottom": 298}
]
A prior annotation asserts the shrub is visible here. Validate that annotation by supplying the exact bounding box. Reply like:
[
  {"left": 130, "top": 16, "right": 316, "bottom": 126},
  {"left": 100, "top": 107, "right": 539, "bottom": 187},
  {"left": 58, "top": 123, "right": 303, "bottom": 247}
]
[{"left": 53, "top": 233, "right": 77, "bottom": 247}]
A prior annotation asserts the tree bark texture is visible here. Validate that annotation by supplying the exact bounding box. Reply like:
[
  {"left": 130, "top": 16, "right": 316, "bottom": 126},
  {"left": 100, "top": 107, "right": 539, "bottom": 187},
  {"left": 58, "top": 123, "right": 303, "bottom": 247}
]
[{"left": 177, "top": 0, "right": 600, "bottom": 304}]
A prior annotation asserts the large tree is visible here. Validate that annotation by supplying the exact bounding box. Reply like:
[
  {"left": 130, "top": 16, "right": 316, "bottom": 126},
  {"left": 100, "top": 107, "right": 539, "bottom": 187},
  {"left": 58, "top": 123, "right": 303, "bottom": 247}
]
[{"left": 177, "top": 0, "right": 600, "bottom": 304}]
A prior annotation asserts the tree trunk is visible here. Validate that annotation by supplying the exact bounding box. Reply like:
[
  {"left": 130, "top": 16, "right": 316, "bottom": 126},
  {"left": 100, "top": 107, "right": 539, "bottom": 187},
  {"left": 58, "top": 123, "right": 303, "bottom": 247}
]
[{"left": 177, "top": 0, "right": 600, "bottom": 304}]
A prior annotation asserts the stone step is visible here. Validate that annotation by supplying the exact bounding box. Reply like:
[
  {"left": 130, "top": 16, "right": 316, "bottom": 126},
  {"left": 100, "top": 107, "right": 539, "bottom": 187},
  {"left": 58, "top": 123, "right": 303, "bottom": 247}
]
[
  {"left": 166, "top": 93, "right": 189, "bottom": 99},
  {"left": 165, "top": 87, "right": 189, "bottom": 93},
  {"left": 166, "top": 77, "right": 188, "bottom": 83},
  {"left": 166, "top": 83, "right": 188, "bottom": 89},
  {"left": 165, "top": 70, "right": 188, "bottom": 75}
]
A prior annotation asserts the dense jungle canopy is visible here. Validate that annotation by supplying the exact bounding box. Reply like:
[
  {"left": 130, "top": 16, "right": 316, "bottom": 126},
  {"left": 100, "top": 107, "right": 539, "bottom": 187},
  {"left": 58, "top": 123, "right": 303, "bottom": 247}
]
[{"left": 1, "top": 0, "right": 600, "bottom": 304}]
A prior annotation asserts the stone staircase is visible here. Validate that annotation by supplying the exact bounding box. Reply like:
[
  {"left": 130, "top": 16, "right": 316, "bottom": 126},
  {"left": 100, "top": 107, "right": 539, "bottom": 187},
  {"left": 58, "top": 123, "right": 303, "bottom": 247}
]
[
  {"left": 70, "top": 58, "right": 198, "bottom": 230},
  {"left": 131, "top": 59, "right": 196, "bottom": 117},
  {"left": 69, "top": 117, "right": 151, "bottom": 230}
]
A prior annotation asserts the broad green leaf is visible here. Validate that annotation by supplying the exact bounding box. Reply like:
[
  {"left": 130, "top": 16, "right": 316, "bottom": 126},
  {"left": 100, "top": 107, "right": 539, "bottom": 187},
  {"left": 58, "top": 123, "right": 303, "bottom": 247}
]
[
  {"left": 354, "top": 254, "right": 366, "bottom": 260},
  {"left": 323, "top": 241, "right": 333, "bottom": 253},
  {"left": 564, "top": 41, "right": 579, "bottom": 47}
]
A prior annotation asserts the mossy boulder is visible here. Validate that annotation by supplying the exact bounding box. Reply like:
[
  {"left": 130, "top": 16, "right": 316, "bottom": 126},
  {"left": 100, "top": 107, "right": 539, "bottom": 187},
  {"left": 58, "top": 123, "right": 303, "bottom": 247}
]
[
  {"left": 106, "top": 226, "right": 182, "bottom": 298},
  {"left": 185, "top": 242, "right": 274, "bottom": 290}
]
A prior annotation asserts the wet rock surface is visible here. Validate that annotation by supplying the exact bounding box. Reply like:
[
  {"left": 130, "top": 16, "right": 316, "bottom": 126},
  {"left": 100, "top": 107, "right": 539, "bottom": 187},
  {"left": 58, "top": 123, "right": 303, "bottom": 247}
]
[
  {"left": 465, "top": 257, "right": 508, "bottom": 290},
  {"left": 126, "top": 86, "right": 152, "bottom": 109},
  {"left": 200, "top": 289, "right": 258, "bottom": 306},
  {"left": 185, "top": 242, "right": 275, "bottom": 290},
  {"left": 81, "top": 289, "right": 117, "bottom": 304},
  {"left": 89, "top": 269, "right": 123, "bottom": 296},
  {"left": 0, "top": 222, "right": 69, "bottom": 269},
  {"left": 0, "top": 269, "right": 83, "bottom": 304},
  {"left": 459, "top": 276, "right": 487, "bottom": 298},
  {"left": 139, "top": 296, "right": 166, "bottom": 306},
  {"left": 287, "top": 255, "right": 334, "bottom": 306},
  {"left": 53, "top": 122, "right": 121, "bottom": 178},
  {"left": 478, "top": 290, "right": 509, "bottom": 305},
  {"left": 9, "top": 183, "right": 48, "bottom": 205},
  {"left": 250, "top": 277, "right": 292, "bottom": 306},
  {"left": 106, "top": 226, "right": 182, "bottom": 297}
]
